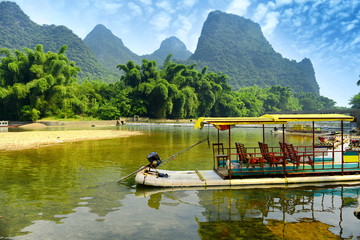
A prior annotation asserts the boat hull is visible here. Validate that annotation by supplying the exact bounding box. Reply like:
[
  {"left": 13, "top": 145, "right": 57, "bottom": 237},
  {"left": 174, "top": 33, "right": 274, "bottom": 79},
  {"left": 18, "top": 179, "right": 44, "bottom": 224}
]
[{"left": 135, "top": 168, "right": 360, "bottom": 188}]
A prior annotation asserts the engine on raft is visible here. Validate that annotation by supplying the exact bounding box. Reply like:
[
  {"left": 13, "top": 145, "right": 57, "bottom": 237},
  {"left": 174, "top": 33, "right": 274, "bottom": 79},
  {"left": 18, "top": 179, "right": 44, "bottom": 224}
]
[{"left": 146, "top": 152, "right": 168, "bottom": 178}]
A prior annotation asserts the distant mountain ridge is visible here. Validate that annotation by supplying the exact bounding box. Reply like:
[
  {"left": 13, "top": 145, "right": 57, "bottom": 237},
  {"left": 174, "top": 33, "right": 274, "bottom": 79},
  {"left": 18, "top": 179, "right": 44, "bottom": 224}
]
[
  {"left": 84, "top": 24, "right": 142, "bottom": 72},
  {"left": 189, "top": 11, "right": 319, "bottom": 94},
  {"left": 0, "top": 2, "right": 319, "bottom": 95},
  {"left": 141, "top": 36, "right": 192, "bottom": 64},
  {"left": 84, "top": 24, "right": 192, "bottom": 69},
  {"left": 0, "top": 1, "right": 118, "bottom": 81}
]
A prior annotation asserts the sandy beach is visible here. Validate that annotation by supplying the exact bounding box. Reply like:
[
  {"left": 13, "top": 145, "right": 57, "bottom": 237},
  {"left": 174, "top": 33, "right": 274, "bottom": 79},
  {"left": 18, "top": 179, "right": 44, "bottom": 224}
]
[{"left": 0, "top": 129, "right": 142, "bottom": 151}]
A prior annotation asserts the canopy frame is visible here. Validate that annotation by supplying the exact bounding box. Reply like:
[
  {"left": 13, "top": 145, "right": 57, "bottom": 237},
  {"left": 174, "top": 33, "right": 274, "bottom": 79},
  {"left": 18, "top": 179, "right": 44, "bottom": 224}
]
[{"left": 195, "top": 114, "right": 354, "bottom": 179}]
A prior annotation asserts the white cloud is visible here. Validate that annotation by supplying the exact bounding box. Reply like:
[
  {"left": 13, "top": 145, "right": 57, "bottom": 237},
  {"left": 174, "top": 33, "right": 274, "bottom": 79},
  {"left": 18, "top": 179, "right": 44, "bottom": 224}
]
[
  {"left": 139, "top": 0, "right": 152, "bottom": 5},
  {"left": 318, "top": 22, "right": 328, "bottom": 30},
  {"left": 311, "top": 0, "right": 325, "bottom": 9},
  {"left": 128, "top": 2, "right": 142, "bottom": 16},
  {"left": 155, "top": 0, "right": 174, "bottom": 13},
  {"left": 276, "top": 0, "right": 292, "bottom": 7},
  {"left": 252, "top": 3, "right": 269, "bottom": 23},
  {"left": 345, "top": 22, "right": 356, "bottom": 32},
  {"left": 137, "top": 0, "right": 154, "bottom": 16},
  {"left": 182, "top": 0, "right": 197, "bottom": 8},
  {"left": 292, "top": 17, "right": 303, "bottom": 27},
  {"left": 283, "top": 8, "right": 293, "bottom": 18},
  {"left": 262, "top": 11, "right": 280, "bottom": 36},
  {"left": 310, "top": 17, "right": 317, "bottom": 25},
  {"left": 188, "top": 32, "right": 199, "bottom": 52},
  {"left": 226, "top": 0, "right": 250, "bottom": 16},
  {"left": 351, "top": 36, "right": 360, "bottom": 46},
  {"left": 175, "top": 15, "right": 193, "bottom": 46},
  {"left": 150, "top": 12, "right": 172, "bottom": 31},
  {"left": 156, "top": 33, "right": 168, "bottom": 44},
  {"left": 294, "top": 0, "right": 312, "bottom": 4},
  {"left": 329, "top": 0, "right": 342, "bottom": 8},
  {"left": 98, "top": 2, "right": 123, "bottom": 15}
]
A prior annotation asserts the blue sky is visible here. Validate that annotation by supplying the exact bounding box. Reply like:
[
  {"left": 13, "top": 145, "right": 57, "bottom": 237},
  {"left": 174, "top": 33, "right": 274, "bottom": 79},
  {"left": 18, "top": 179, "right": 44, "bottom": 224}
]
[{"left": 4, "top": 0, "right": 360, "bottom": 107}]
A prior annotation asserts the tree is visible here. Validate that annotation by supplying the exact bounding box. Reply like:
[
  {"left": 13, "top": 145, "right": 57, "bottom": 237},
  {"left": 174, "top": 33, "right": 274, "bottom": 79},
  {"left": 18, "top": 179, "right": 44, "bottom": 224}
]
[
  {"left": 236, "top": 86, "right": 264, "bottom": 116},
  {"left": 350, "top": 93, "right": 360, "bottom": 109},
  {"left": 296, "top": 92, "right": 335, "bottom": 111},
  {"left": 97, "top": 102, "right": 121, "bottom": 120},
  {"left": 0, "top": 44, "right": 81, "bottom": 120}
]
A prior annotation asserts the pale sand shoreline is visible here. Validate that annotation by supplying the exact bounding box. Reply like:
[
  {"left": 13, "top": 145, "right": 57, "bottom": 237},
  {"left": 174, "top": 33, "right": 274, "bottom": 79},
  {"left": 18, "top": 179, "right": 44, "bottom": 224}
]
[{"left": 0, "top": 130, "right": 142, "bottom": 151}]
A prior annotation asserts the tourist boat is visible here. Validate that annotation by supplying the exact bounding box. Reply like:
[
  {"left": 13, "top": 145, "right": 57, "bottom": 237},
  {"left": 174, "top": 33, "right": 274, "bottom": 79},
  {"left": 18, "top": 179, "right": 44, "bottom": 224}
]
[
  {"left": 135, "top": 114, "right": 360, "bottom": 187},
  {"left": 271, "top": 124, "right": 331, "bottom": 135}
]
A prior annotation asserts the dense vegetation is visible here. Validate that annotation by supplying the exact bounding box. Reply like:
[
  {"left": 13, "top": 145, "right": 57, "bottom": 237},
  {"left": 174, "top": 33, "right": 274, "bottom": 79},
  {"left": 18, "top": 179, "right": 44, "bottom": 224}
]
[
  {"left": 350, "top": 78, "right": 360, "bottom": 109},
  {"left": 0, "top": 45, "right": 336, "bottom": 121},
  {"left": 0, "top": 1, "right": 118, "bottom": 81},
  {"left": 189, "top": 11, "right": 319, "bottom": 94}
]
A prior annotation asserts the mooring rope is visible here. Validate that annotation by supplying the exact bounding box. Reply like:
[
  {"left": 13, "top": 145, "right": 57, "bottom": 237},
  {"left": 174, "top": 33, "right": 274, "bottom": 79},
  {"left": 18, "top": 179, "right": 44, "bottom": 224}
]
[{"left": 117, "top": 136, "right": 209, "bottom": 183}]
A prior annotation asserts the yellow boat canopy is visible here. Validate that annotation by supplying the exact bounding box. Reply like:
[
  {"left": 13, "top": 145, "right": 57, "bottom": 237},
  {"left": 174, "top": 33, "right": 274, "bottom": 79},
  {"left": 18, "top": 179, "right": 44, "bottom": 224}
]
[
  {"left": 194, "top": 117, "right": 286, "bottom": 130},
  {"left": 195, "top": 114, "right": 354, "bottom": 130},
  {"left": 261, "top": 114, "right": 354, "bottom": 122}
]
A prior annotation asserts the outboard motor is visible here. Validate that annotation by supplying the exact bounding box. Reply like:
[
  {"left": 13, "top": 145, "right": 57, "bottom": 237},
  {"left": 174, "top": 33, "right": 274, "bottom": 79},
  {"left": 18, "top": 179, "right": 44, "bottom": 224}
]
[{"left": 147, "top": 152, "right": 162, "bottom": 168}]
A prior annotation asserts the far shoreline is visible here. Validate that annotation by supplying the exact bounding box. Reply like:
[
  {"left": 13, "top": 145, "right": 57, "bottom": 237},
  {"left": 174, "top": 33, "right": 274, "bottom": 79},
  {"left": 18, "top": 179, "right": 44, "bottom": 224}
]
[
  {"left": 4, "top": 118, "right": 197, "bottom": 128},
  {"left": 0, "top": 128, "right": 143, "bottom": 152},
  {"left": 0, "top": 119, "right": 196, "bottom": 152}
]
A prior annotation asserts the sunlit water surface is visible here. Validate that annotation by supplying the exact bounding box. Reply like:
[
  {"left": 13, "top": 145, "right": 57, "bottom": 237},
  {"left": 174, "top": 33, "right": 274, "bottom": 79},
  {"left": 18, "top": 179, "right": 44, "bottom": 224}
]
[{"left": 0, "top": 124, "right": 360, "bottom": 239}]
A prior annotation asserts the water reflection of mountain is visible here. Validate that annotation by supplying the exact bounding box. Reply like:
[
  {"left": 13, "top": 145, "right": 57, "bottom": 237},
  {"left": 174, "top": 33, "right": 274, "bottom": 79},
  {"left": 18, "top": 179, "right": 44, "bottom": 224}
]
[{"left": 195, "top": 185, "right": 360, "bottom": 239}]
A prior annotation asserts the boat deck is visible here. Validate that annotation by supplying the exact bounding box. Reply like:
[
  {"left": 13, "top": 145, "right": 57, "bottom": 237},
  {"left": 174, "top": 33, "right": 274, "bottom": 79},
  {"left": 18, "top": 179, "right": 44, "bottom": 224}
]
[
  {"left": 135, "top": 166, "right": 360, "bottom": 188},
  {"left": 135, "top": 155, "right": 360, "bottom": 187}
]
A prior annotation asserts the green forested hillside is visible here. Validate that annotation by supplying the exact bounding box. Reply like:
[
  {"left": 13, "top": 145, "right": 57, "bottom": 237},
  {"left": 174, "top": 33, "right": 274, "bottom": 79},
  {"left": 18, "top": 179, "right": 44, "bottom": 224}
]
[
  {"left": 84, "top": 24, "right": 141, "bottom": 73},
  {"left": 189, "top": 11, "right": 319, "bottom": 94},
  {"left": 0, "top": 1, "right": 117, "bottom": 81}
]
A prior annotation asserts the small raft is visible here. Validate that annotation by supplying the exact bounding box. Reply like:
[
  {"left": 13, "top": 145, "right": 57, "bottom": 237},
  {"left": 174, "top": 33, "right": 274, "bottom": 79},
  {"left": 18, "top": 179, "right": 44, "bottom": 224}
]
[{"left": 135, "top": 168, "right": 360, "bottom": 187}]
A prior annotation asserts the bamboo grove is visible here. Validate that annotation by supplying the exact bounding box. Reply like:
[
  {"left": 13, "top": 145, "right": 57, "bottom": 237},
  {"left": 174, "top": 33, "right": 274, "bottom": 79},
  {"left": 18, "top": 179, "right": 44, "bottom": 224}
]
[{"left": 0, "top": 45, "right": 336, "bottom": 121}]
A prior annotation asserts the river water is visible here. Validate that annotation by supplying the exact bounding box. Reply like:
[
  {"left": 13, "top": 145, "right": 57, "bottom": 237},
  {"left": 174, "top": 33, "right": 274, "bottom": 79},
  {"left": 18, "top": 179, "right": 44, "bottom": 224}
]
[{"left": 0, "top": 124, "right": 360, "bottom": 239}]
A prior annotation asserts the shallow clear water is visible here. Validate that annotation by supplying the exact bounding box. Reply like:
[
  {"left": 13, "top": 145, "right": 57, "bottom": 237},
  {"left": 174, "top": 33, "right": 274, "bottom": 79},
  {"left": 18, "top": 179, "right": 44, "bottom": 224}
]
[{"left": 0, "top": 125, "right": 360, "bottom": 239}]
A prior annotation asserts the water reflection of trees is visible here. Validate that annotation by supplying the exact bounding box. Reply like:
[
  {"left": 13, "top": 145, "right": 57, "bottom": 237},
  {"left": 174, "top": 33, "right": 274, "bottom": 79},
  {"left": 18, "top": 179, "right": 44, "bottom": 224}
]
[
  {"left": 0, "top": 141, "right": 131, "bottom": 238},
  {"left": 195, "top": 185, "right": 360, "bottom": 239}
]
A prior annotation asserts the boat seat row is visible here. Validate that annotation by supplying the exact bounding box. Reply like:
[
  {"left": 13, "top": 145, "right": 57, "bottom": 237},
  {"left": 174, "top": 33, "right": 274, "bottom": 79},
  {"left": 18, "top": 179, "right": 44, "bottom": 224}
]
[{"left": 213, "top": 142, "right": 315, "bottom": 170}]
